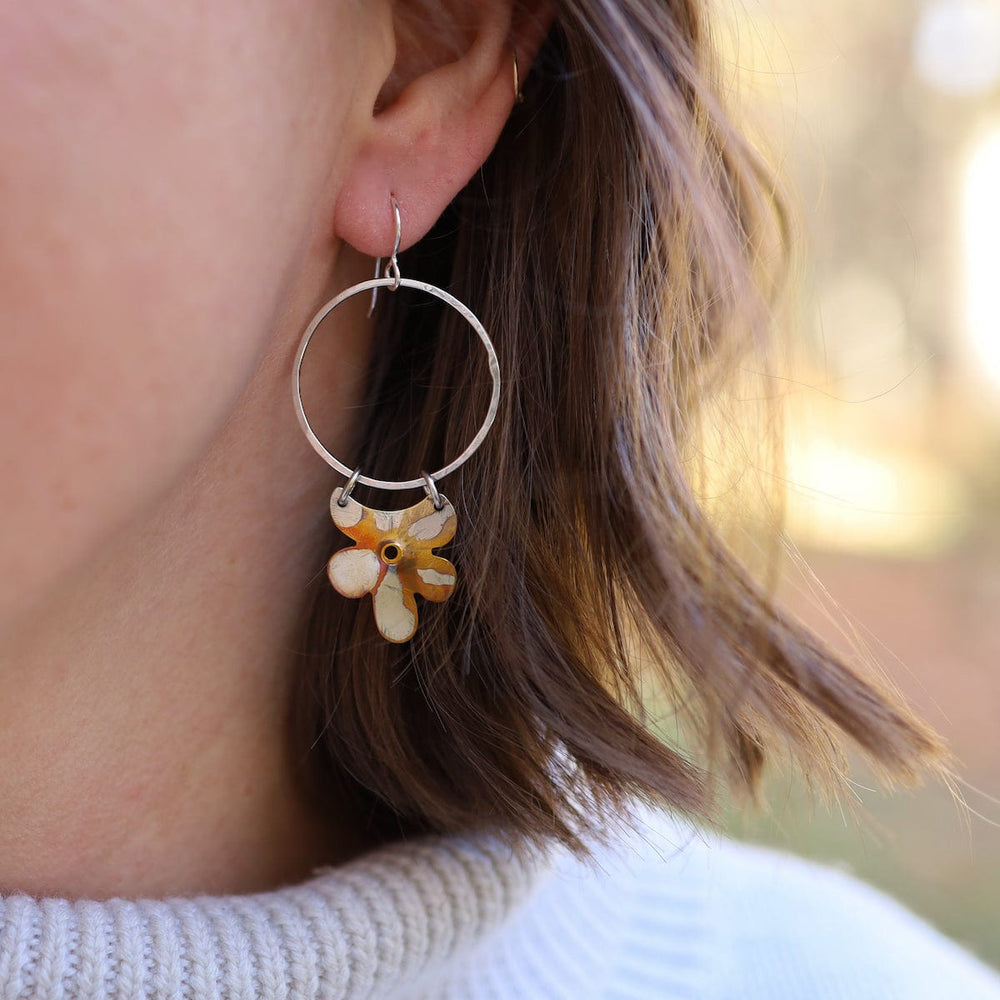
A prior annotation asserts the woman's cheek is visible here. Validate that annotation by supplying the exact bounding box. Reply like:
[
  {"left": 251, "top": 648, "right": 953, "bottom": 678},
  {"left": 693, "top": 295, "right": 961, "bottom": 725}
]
[{"left": 0, "top": 1, "right": 361, "bottom": 626}]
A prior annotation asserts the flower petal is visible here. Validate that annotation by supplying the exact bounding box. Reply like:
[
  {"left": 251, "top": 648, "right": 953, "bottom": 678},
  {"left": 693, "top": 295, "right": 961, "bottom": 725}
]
[
  {"left": 330, "top": 490, "right": 365, "bottom": 531},
  {"left": 404, "top": 498, "right": 456, "bottom": 548},
  {"left": 372, "top": 508, "right": 403, "bottom": 533},
  {"left": 406, "top": 554, "right": 457, "bottom": 603},
  {"left": 327, "top": 546, "right": 380, "bottom": 598},
  {"left": 372, "top": 566, "right": 418, "bottom": 643}
]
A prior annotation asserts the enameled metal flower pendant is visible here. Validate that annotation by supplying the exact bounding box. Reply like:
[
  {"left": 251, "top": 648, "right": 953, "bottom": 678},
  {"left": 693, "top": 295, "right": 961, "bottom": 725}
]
[
  {"left": 294, "top": 198, "right": 497, "bottom": 643},
  {"left": 326, "top": 487, "right": 457, "bottom": 643}
]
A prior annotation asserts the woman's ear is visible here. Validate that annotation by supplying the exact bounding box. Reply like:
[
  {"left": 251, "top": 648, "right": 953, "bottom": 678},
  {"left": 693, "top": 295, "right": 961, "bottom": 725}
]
[{"left": 333, "top": 0, "right": 553, "bottom": 257}]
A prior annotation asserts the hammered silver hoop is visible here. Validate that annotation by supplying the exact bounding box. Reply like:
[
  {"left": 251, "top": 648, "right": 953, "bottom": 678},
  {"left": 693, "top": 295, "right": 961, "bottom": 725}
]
[{"left": 293, "top": 275, "right": 501, "bottom": 493}]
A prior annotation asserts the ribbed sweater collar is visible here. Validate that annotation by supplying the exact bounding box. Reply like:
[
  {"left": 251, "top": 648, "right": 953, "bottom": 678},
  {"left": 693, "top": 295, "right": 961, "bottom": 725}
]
[{"left": 0, "top": 830, "right": 548, "bottom": 1000}]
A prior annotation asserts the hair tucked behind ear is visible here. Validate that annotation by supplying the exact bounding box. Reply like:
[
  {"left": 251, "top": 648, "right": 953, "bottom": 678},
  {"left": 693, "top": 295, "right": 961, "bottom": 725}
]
[{"left": 293, "top": 0, "right": 945, "bottom": 851}]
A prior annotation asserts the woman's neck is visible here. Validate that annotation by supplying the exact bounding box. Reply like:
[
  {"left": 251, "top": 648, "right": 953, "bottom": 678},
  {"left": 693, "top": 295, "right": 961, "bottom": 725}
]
[{"left": 0, "top": 249, "right": 376, "bottom": 901}]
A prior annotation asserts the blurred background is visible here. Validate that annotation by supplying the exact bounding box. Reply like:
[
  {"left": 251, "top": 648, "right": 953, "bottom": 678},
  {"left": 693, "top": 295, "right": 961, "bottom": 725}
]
[{"left": 715, "top": 0, "right": 1000, "bottom": 968}]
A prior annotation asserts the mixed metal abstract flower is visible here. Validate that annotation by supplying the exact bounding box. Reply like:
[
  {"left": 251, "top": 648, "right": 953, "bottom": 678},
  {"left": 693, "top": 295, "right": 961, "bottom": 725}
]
[{"left": 326, "top": 487, "right": 457, "bottom": 643}]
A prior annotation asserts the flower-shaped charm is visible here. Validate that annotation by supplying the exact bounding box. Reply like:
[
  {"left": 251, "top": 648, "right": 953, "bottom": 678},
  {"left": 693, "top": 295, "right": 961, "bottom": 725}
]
[{"left": 326, "top": 487, "right": 457, "bottom": 643}]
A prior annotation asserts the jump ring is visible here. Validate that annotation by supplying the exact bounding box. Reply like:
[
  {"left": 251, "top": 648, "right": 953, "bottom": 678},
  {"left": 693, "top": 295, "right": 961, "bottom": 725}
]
[
  {"left": 421, "top": 470, "right": 444, "bottom": 510},
  {"left": 337, "top": 466, "right": 363, "bottom": 506}
]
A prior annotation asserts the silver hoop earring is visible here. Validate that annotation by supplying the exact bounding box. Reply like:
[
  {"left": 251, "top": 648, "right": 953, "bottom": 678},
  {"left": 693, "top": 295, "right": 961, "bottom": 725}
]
[{"left": 292, "top": 195, "right": 501, "bottom": 643}]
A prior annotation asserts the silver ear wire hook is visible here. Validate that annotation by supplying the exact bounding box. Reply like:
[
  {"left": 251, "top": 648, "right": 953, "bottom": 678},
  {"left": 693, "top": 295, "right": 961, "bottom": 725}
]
[
  {"left": 367, "top": 194, "right": 403, "bottom": 316},
  {"left": 367, "top": 255, "right": 381, "bottom": 317},
  {"left": 385, "top": 195, "right": 402, "bottom": 289}
]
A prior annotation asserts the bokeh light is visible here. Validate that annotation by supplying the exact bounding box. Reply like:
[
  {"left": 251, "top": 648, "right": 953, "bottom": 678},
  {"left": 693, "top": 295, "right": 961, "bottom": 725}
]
[
  {"left": 963, "top": 123, "right": 1000, "bottom": 388},
  {"left": 913, "top": 0, "right": 1000, "bottom": 96},
  {"left": 718, "top": 0, "right": 1000, "bottom": 969}
]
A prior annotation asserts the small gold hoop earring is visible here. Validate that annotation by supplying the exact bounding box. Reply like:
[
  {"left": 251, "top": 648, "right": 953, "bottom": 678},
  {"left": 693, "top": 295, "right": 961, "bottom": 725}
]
[{"left": 513, "top": 49, "right": 525, "bottom": 104}]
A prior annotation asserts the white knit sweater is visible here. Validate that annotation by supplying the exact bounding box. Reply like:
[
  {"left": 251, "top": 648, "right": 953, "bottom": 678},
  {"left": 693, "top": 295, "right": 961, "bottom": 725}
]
[{"left": 1, "top": 805, "right": 997, "bottom": 999}]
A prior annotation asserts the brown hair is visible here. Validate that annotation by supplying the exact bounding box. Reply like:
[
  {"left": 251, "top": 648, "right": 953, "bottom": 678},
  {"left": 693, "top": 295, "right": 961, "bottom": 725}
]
[{"left": 293, "top": 0, "right": 945, "bottom": 851}]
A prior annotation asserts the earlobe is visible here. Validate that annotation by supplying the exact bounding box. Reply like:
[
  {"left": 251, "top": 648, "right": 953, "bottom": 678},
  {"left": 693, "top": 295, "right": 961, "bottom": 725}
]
[{"left": 332, "top": 0, "right": 553, "bottom": 259}]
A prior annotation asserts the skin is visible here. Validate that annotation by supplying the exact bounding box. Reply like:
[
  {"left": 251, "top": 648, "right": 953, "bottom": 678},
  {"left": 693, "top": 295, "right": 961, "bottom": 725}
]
[{"left": 0, "top": 0, "right": 550, "bottom": 900}]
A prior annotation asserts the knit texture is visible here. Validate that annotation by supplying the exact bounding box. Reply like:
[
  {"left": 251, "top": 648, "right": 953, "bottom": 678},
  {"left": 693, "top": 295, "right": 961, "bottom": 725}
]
[
  {"left": 1, "top": 806, "right": 998, "bottom": 999},
  {"left": 0, "top": 832, "right": 544, "bottom": 1000}
]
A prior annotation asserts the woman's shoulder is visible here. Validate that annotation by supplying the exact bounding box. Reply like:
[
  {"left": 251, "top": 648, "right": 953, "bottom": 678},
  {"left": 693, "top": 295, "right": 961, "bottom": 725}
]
[{"left": 510, "top": 803, "right": 1000, "bottom": 1000}]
